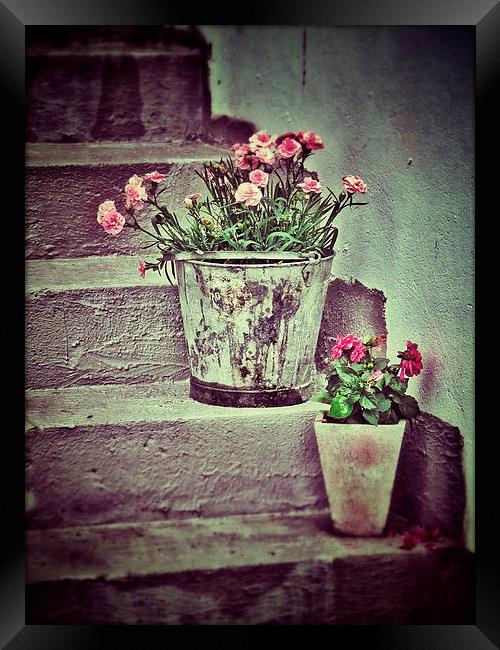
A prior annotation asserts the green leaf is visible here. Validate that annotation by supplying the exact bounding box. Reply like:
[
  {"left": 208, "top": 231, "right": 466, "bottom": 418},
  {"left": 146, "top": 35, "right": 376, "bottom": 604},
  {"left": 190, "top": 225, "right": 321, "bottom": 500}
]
[
  {"left": 332, "top": 358, "right": 346, "bottom": 371},
  {"left": 310, "top": 390, "right": 332, "bottom": 404},
  {"left": 362, "top": 410, "right": 379, "bottom": 425},
  {"left": 359, "top": 394, "right": 378, "bottom": 410},
  {"left": 326, "top": 375, "right": 340, "bottom": 393},
  {"left": 377, "top": 399, "right": 392, "bottom": 413},
  {"left": 390, "top": 393, "right": 402, "bottom": 404},
  {"left": 383, "top": 372, "right": 392, "bottom": 387},
  {"left": 348, "top": 392, "right": 361, "bottom": 404},
  {"left": 390, "top": 377, "right": 407, "bottom": 393},
  {"left": 328, "top": 396, "right": 354, "bottom": 419},
  {"left": 337, "top": 369, "right": 358, "bottom": 386},
  {"left": 398, "top": 394, "right": 420, "bottom": 419},
  {"left": 350, "top": 363, "right": 365, "bottom": 373},
  {"left": 379, "top": 408, "right": 399, "bottom": 425},
  {"left": 372, "top": 357, "right": 389, "bottom": 371}
]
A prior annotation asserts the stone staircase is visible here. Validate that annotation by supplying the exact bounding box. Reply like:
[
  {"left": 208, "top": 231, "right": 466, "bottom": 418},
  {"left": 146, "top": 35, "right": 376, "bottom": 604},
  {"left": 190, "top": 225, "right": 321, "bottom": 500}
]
[{"left": 25, "top": 26, "right": 473, "bottom": 624}]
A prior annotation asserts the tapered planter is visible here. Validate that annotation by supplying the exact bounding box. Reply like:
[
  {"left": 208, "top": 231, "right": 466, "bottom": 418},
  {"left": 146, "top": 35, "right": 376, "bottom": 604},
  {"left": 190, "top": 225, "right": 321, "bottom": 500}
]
[
  {"left": 314, "top": 412, "right": 406, "bottom": 536},
  {"left": 175, "top": 251, "right": 334, "bottom": 407}
]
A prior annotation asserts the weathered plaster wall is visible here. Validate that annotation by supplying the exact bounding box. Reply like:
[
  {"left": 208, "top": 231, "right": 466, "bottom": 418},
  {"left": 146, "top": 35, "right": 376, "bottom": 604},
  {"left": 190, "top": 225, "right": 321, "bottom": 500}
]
[{"left": 201, "top": 26, "right": 474, "bottom": 549}]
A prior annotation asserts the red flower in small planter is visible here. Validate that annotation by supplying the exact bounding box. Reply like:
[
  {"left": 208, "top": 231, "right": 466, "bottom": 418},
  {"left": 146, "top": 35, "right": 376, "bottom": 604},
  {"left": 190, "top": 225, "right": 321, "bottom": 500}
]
[{"left": 397, "top": 340, "right": 423, "bottom": 380}]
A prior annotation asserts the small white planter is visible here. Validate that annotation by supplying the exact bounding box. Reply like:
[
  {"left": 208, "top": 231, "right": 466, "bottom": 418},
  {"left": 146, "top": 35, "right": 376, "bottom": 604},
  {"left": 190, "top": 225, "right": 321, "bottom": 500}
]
[{"left": 314, "top": 412, "right": 406, "bottom": 536}]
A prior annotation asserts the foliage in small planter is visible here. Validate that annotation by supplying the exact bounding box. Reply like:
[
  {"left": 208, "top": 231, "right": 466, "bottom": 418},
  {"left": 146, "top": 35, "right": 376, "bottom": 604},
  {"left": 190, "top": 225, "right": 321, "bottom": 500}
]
[
  {"left": 95, "top": 129, "right": 368, "bottom": 281},
  {"left": 315, "top": 336, "right": 423, "bottom": 425}
]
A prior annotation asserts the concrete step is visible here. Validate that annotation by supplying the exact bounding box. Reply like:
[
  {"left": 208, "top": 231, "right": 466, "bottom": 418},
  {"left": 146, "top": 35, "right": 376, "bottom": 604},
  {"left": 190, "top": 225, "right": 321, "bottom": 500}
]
[
  {"left": 26, "top": 26, "right": 210, "bottom": 143},
  {"left": 26, "top": 143, "right": 228, "bottom": 260},
  {"left": 26, "top": 510, "right": 474, "bottom": 624},
  {"left": 27, "top": 26, "right": 208, "bottom": 50},
  {"left": 25, "top": 380, "right": 326, "bottom": 529},
  {"left": 25, "top": 380, "right": 466, "bottom": 540},
  {"left": 25, "top": 256, "right": 388, "bottom": 389}
]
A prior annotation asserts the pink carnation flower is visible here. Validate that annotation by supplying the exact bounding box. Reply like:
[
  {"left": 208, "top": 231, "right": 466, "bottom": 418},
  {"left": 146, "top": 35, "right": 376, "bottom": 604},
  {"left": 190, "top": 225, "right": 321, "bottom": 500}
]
[
  {"left": 342, "top": 175, "right": 368, "bottom": 194},
  {"left": 97, "top": 200, "right": 116, "bottom": 223},
  {"left": 234, "top": 182, "right": 262, "bottom": 207},
  {"left": 277, "top": 137, "right": 302, "bottom": 159},
  {"left": 98, "top": 207, "right": 125, "bottom": 235},
  {"left": 184, "top": 193, "right": 202, "bottom": 208},
  {"left": 297, "top": 130, "right": 324, "bottom": 151},
  {"left": 138, "top": 259, "right": 146, "bottom": 278},
  {"left": 249, "top": 130, "right": 275, "bottom": 148},
  {"left": 231, "top": 143, "right": 252, "bottom": 156},
  {"left": 275, "top": 131, "right": 297, "bottom": 145},
  {"left": 144, "top": 171, "right": 167, "bottom": 183},
  {"left": 125, "top": 174, "right": 148, "bottom": 210},
  {"left": 254, "top": 147, "right": 276, "bottom": 165},
  {"left": 298, "top": 176, "right": 322, "bottom": 194},
  {"left": 235, "top": 155, "right": 259, "bottom": 171},
  {"left": 249, "top": 169, "right": 269, "bottom": 187}
]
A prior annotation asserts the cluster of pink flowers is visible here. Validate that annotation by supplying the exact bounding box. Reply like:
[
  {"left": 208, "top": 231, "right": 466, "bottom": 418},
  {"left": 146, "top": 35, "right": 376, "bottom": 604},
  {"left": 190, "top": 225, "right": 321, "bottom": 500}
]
[
  {"left": 331, "top": 335, "right": 423, "bottom": 382},
  {"left": 397, "top": 341, "right": 423, "bottom": 380},
  {"left": 97, "top": 170, "right": 167, "bottom": 234},
  {"left": 331, "top": 335, "right": 367, "bottom": 363},
  {"left": 231, "top": 129, "right": 324, "bottom": 171}
]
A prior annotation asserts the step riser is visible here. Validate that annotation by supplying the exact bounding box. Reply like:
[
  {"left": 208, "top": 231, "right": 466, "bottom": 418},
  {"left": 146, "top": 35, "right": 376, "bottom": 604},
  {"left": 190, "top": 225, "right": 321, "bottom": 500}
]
[
  {"left": 27, "top": 53, "right": 208, "bottom": 143},
  {"left": 26, "top": 286, "right": 189, "bottom": 388},
  {"left": 26, "top": 413, "right": 327, "bottom": 529},
  {"left": 26, "top": 548, "right": 473, "bottom": 624},
  {"left": 26, "top": 161, "right": 208, "bottom": 259},
  {"left": 25, "top": 280, "right": 387, "bottom": 389},
  {"left": 25, "top": 411, "right": 466, "bottom": 537}
]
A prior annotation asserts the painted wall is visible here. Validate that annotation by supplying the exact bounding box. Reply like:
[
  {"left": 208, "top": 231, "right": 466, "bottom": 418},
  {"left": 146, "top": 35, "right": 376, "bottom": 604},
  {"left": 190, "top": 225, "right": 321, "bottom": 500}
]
[{"left": 201, "top": 26, "right": 474, "bottom": 549}]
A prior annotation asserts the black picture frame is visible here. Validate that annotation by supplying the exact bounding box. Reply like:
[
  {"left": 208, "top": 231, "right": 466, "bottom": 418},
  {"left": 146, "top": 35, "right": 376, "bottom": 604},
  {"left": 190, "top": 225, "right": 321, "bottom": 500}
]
[{"left": 7, "top": 0, "right": 498, "bottom": 645}]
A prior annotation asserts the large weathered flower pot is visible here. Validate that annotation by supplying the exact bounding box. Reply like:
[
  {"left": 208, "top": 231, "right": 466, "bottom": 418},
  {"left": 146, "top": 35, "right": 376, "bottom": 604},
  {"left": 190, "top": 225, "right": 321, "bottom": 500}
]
[
  {"left": 175, "top": 252, "right": 334, "bottom": 407},
  {"left": 314, "top": 412, "right": 406, "bottom": 536}
]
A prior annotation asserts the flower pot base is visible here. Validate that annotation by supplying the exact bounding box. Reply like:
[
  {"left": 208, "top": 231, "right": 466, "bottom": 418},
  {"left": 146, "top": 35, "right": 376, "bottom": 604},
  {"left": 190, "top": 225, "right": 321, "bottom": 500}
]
[{"left": 190, "top": 376, "right": 312, "bottom": 408}]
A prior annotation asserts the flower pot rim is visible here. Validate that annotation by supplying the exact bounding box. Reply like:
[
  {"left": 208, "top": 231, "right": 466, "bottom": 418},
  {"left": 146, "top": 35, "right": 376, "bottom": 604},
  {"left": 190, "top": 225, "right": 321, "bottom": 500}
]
[
  {"left": 314, "top": 410, "right": 407, "bottom": 428},
  {"left": 174, "top": 250, "right": 336, "bottom": 269}
]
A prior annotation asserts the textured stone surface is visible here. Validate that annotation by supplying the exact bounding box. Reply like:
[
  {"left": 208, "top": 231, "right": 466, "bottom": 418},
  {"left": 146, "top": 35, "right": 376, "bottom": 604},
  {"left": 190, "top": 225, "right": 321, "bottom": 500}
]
[
  {"left": 25, "top": 143, "right": 227, "bottom": 259},
  {"left": 26, "top": 510, "right": 474, "bottom": 624},
  {"left": 25, "top": 381, "right": 326, "bottom": 528},
  {"left": 26, "top": 379, "right": 466, "bottom": 536},
  {"left": 315, "top": 278, "right": 388, "bottom": 372},
  {"left": 203, "top": 25, "right": 475, "bottom": 549},
  {"left": 25, "top": 257, "right": 386, "bottom": 390},
  {"left": 26, "top": 51, "right": 209, "bottom": 142},
  {"left": 386, "top": 412, "right": 466, "bottom": 541}
]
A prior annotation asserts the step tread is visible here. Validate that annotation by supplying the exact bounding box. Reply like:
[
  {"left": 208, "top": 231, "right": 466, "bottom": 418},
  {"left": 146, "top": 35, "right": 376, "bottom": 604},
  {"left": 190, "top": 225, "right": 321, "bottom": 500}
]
[
  {"left": 26, "top": 255, "right": 172, "bottom": 292},
  {"left": 27, "top": 47, "right": 202, "bottom": 57},
  {"left": 25, "top": 379, "right": 325, "bottom": 431},
  {"left": 26, "top": 142, "right": 229, "bottom": 167},
  {"left": 27, "top": 509, "right": 437, "bottom": 584}
]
